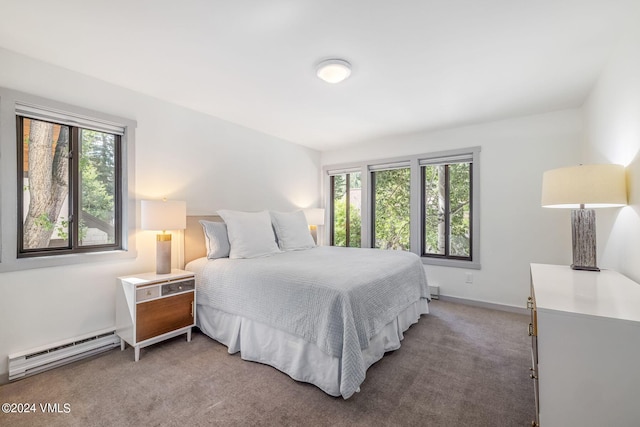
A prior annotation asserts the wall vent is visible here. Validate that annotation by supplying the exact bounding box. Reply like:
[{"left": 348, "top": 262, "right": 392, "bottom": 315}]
[
  {"left": 429, "top": 285, "right": 440, "bottom": 300},
  {"left": 8, "top": 327, "right": 120, "bottom": 381}
]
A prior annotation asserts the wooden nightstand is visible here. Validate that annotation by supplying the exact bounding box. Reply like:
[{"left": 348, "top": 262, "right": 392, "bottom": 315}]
[{"left": 115, "top": 269, "right": 196, "bottom": 361}]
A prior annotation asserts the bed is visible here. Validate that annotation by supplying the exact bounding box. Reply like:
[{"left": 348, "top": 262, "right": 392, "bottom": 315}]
[{"left": 184, "top": 212, "right": 430, "bottom": 399}]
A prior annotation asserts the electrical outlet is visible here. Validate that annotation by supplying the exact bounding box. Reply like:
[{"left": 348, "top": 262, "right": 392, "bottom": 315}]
[{"left": 465, "top": 272, "right": 473, "bottom": 284}]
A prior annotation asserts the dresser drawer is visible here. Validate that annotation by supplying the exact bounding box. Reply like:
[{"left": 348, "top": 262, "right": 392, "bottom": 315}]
[
  {"left": 136, "top": 285, "right": 160, "bottom": 302},
  {"left": 162, "top": 279, "right": 195, "bottom": 296}
]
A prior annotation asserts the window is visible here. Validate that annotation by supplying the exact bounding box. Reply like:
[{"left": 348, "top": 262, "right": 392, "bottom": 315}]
[
  {"left": 18, "top": 117, "right": 121, "bottom": 256},
  {"left": 324, "top": 147, "right": 480, "bottom": 269},
  {"left": 0, "top": 87, "right": 136, "bottom": 271},
  {"left": 371, "top": 167, "right": 410, "bottom": 250},
  {"left": 422, "top": 158, "right": 472, "bottom": 260},
  {"left": 330, "top": 171, "right": 361, "bottom": 247}
]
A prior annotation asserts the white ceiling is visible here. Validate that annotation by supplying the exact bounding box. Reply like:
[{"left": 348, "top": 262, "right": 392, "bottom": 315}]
[{"left": 0, "top": 0, "right": 637, "bottom": 151}]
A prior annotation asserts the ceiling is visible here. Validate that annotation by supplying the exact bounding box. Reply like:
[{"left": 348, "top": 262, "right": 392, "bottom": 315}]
[{"left": 0, "top": 0, "right": 637, "bottom": 151}]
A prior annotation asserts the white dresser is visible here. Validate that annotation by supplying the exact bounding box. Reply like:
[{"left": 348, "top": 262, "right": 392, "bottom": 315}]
[{"left": 529, "top": 263, "right": 640, "bottom": 426}]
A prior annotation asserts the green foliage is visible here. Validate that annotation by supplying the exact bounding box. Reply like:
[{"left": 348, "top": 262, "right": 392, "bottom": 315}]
[
  {"left": 80, "top": 155, "right": 113, "bottom": 222},
  {"left": 80, "top": 130, "right": 116, "bottom": 223},
  {"left": 424, "top": 165, "right": 444, "bottom": 254},
  {"left": 424, "top": 163, "right": 470, "bottom": 257},
  {"left": 51, "top": 217, "right": 87, "bottom": 241},
  {"left": 333, "top": 199, "right": 361, "bottom": 247},
  {"left": 373, "top": 168, "right": 410, "bottom": 250},
  {"left": 332, "top": 173, "right": 362, "bottom": 247},
  {"left": 55, "top": 218, "right": 70, "bottom": 239},
  {"left": 34, "top": 213, "right": 55, "bottom": 231},
  {"left": 448, "top": 163, "right": 471, "bottom": 256},
  {"left": 331, "top": 164, "right": 470, "bottom": 256}
]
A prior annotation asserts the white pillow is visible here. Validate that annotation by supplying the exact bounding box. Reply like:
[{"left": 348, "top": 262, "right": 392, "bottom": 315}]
[
  {"left": 270, "top": 210, "right": 316, "bottom": 251},
  {"left": 217, "top": 210, "right": 281, "bottom": 259},
  {"left": 199, "top": 220, "right": 230, "bottom": 259}
]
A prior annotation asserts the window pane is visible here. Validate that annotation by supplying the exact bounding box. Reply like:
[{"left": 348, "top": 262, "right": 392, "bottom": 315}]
[
  {"left": 423, "top": 165, "right": 445, "bottom": 255},
  {"left": 373, "top": 168, "right": 410, "bottom": 250},
  {"left": 331, "top": 173, "right": 361, "bottom": 247},
  {"left": 79, "top": 129, "right": 117, "bottom": 246},
  {"left": 332, "top": 174, "right": 347, "bottom": 246},
  {"left": 423, "top": 162, "right": 472, "bottom": 259},
  {"left": 21, "top": 118, "right": 70, "bottom": 250},
  {"left": 348, "top": 173, "right": 361, "bottom": 247},
  {"left": 449, "top": 163, "right": 471, "bottom": 257}
]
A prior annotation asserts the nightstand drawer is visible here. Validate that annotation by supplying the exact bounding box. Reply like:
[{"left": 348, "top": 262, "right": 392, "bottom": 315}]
[
  {"left": 136, "top": 285, "right": 160, "bottom": 302},
  {"left": 162, "top": 279, "right": 195, "bottom": 296}
]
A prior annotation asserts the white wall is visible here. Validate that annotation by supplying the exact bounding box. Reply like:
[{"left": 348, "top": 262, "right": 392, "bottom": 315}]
[
  {"left": 582, "top": 17, "right": 640, "bottom": 282},
  {"left": 0, "top": 48, "right": 320, "bottom": 379},
  {"left": 322, "top": 110, "right": 582, "bottom": 307}
]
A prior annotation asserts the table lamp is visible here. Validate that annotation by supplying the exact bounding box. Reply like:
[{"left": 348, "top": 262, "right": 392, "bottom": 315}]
[
  {"left": 303, "top": 208, "right": 325, "bottom": 244},
  {"left": 541, "top": 164, "right": 626, "bottom": 271},
  {"left": 141, "top": 199, "right": 186, "bottom": 274}
]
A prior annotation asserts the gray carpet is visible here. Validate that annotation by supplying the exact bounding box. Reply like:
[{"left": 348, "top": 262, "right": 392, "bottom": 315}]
[{"left": 0, "top": 300, "right": 535, "bottom": 426}]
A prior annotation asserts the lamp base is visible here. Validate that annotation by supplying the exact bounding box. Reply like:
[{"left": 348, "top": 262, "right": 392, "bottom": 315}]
[
  {"left": 570, "top": 264, "right": 600, "bottom": 272},
  {"left": 571, "top": 209, "right": 599, "bottom": 272},
  {"left": 156, "top": 233, "right": 172, "bottom": 274},
  {"left": 309, "top": 225, "right": 318, "bottom": 244}
]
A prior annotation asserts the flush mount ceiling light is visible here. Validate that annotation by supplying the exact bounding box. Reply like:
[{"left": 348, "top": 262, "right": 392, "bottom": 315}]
[{"left": 316, "top": 59, "right": 352, "bottom": 84}]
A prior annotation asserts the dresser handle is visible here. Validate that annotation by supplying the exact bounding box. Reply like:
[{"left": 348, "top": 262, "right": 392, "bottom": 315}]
[
  {"left": 528, "top": 323, "right": 534, "bottom": 336},
  {"left": 190, "top": 301, "right": 194, "bottom": 318},
  {"left": 530, "top": 373, "right": 537, "bottom": 380},
  {"left": 527, "top": 299, "right": 534, "bottom": 310}
]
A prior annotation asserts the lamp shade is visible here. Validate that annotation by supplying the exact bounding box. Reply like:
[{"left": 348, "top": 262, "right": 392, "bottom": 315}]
[
  {"left": 141, "top": 200, "right": 186, "bottom": 231},
  {"left": 541, "top": 164, "right": 627, "bottom": 208},
  {"left": 303, "top": 208, "right": 325, "bottom": 226}
]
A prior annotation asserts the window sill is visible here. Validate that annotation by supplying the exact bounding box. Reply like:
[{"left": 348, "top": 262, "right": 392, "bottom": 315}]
[
  {"left": 421, "top": 256, "right": 481, "bottom": 270},
  {"left": 0, "top": 249, "right": 137, "bottom": 273}
]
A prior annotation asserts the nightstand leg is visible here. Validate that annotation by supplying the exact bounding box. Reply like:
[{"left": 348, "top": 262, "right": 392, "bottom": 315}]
[
  {"left": 187, "top": 328, "right": 192, "bottom": 342},
  {"left": 120, "top": 338, "right": 125, "bottom": 351},
  {"left": 134, "top": 346, "right": 140, "bottom": 362}
]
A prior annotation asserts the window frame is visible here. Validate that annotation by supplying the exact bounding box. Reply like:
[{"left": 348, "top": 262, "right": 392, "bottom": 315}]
[
  {"left": 16, "top": 116, "right": 123, "bottom": 257},
  {"left": 329, "top": 173, "right": 351, "bottom": 246},
  {"left": 323, "top": 146, "right": 481, "bottom": 270},
  {"left": 420, "top": 161, "right": 473, "bottom": 261},
  {"left": 328, "top": 169, "right": 362, "bottom": 248},
  {"left": 370, "top": 165, "right": 412, "bottom": 251},
  {"left": 0, "top": 87, "right": 137, "bottom": 272}
]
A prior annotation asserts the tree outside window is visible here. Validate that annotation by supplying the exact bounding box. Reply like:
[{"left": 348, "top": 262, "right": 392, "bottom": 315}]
[
  {"left": 423, "top": 162, "right": 471, "bottom": 259},
  {"left": 19, "top": 117, "right": 121, "bottom": 256},
  {"left": 325, "top": 147, "right": 478, "bottom": 267},
  {"left": 371, "top": 168, "right": 411, "bottom": 251},
  {"left": 330, "top": 172, "right": 361, "bottom": 247}
]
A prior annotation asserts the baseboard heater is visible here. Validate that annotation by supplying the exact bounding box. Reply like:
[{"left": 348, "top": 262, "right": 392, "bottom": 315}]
[
  {"left": 8, "top": 327, "right": 120, "bottom": 381},
  {"left": 429, "top": 285, "right": 440, "bottom": 300}
]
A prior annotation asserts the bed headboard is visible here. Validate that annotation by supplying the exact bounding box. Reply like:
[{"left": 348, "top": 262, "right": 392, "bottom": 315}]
[{"left": 184, "top": 215, "right": 223, "bottom": 265}]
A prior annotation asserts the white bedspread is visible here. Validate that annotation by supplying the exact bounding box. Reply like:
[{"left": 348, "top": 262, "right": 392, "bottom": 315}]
[{"left": 187, "top": 246, "right": 429, "bottom": 398}]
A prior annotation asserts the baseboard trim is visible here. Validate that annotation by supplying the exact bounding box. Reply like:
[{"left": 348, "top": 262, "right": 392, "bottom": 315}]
[{"left": 438, "top": 295, "right": 528, "bottom": 315}]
